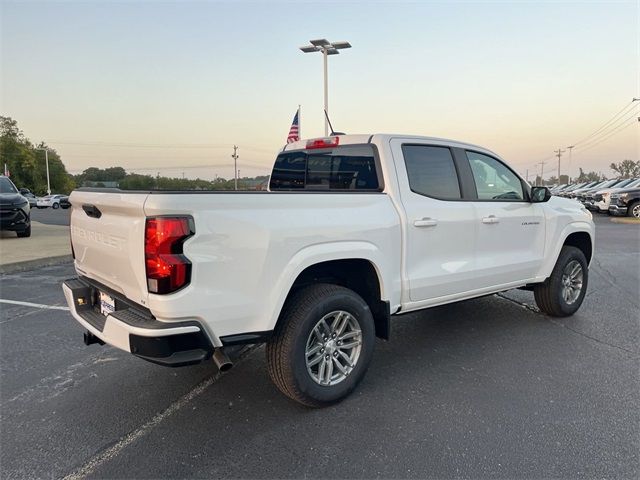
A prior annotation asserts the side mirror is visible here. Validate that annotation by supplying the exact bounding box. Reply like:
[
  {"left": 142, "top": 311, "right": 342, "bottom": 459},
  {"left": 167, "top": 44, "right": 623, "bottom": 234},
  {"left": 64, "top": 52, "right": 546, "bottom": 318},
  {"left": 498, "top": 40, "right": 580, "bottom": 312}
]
[{"left": 531, "top": 186, "right": 551, "bottom": 203}]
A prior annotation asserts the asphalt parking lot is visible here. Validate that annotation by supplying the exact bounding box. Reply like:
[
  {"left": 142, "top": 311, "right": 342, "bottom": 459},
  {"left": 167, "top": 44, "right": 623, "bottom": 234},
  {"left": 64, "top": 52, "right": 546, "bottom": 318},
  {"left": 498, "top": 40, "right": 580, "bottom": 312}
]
[
  {"left": 0, "top": 214, "right": 638, "bottom": 479},
  {"left": 30, "top": 207, "right": 71, "bottom": 226}
]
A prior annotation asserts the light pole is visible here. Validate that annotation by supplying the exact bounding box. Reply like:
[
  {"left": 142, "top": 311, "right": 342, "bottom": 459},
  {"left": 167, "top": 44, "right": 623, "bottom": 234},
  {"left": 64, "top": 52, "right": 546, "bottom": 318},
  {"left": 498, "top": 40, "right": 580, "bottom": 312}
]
[
  {"left": 36, "top": 148, "right": 51, "bottom": 195},
  {"left": 299, "top": 39, "right": 352, "bottom": 136}
]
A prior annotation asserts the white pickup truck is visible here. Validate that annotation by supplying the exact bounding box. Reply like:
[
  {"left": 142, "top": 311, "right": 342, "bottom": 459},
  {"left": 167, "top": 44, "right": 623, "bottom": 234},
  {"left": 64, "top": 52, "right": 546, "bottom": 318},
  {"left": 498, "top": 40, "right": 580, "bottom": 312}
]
[{"left": 63, "top": 134, "right": 594, "bottom": 407}]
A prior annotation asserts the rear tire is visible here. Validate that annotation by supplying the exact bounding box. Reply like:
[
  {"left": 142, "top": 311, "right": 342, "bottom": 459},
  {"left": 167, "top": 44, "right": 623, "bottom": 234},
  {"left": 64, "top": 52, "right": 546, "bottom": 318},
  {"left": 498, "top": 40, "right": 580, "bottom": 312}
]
[
  {"left": 266, "top": 284, "right": 375, "bottom": 407},
  {"left": 534, "top": 246, "right": 588, "bottom": 317}
]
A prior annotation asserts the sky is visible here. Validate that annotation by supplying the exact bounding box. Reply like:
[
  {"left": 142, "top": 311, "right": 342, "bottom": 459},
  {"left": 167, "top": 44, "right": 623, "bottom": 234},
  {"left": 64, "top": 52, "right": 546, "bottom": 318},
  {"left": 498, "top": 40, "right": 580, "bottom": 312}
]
[{"left": 1, "top": 0, "right": 638, "bottom": 181}]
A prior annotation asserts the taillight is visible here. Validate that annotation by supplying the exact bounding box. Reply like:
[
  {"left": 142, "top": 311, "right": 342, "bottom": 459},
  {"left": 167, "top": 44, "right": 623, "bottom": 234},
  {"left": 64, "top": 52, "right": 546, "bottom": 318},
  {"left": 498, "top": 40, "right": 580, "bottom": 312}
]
[
  {"left": 306, "top": 136, "right": 339, "bottom": 149},
  {"left": 145, "top": 217, "right": 194, "bottom": 294}
]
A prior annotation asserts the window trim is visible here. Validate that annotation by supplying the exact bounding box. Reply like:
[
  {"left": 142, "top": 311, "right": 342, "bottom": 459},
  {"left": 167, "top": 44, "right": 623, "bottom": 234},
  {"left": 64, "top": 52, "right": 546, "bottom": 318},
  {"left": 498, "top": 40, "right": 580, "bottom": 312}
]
[
  {"left": 464, "top": 149, "right": 532, "bottom": 203},
  {"left": 400, "top": 143, "right": 466, "bottom": 201},
  {"left": 268, "top": 143, "right": 385, "bottom": 192}
]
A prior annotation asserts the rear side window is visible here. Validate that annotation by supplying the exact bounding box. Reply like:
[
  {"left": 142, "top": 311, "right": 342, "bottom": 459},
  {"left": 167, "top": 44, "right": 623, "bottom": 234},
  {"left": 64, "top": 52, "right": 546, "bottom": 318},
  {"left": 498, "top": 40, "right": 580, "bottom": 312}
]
[
  {"left": 402, "top": 145, "right": 461, "bottom": 199},
  {"left": 269, "top": 145, "right": 379, "bottom": 191}
]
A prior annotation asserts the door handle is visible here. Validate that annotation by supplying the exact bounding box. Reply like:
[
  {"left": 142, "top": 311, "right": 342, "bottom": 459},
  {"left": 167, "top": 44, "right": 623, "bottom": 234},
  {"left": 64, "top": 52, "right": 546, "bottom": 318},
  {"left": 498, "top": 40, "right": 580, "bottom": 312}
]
[
  {"left": 482, "top": 215, "right": 499, "bottom": 224},
  {"left": 82, "top": 204, "right": 102, "bottom": 219},
  {"left": 414, "top": 218, "right": 438, "bottom": 227}
]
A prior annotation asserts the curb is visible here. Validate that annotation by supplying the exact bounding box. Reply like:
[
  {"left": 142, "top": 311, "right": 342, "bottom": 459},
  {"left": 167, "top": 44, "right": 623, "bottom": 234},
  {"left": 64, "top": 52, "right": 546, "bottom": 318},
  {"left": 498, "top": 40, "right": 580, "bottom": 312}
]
[
  {"left": 0, "top": 255, "right": 73, "bottom": 274},
  {"left": 610, "top": 217, "right": 640, "bottom": 225}
]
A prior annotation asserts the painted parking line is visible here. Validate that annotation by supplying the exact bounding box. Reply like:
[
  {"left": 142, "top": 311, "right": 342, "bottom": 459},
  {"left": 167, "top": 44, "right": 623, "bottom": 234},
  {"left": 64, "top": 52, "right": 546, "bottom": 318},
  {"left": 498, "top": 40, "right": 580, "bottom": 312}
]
[{"left": 0, "top": 299, "right": 70, "bottom": 311}]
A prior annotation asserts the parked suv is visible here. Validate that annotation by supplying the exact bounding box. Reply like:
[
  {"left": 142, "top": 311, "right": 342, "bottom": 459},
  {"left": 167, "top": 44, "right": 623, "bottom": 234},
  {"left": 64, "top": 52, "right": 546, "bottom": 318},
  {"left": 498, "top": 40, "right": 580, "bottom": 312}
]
[
  {"left": 0, "top": 176, "right": 31, "bottom": 237},
  {"left": 609, "top": 186, "right": 640, "bottom": 218}
]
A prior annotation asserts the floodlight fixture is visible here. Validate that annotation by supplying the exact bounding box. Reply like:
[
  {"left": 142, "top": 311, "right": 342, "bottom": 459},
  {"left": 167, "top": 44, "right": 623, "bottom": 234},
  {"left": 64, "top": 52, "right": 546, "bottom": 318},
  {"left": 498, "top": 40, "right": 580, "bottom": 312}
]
[{"left": 298, "top": 38, "right": 352, "bottom": 135}]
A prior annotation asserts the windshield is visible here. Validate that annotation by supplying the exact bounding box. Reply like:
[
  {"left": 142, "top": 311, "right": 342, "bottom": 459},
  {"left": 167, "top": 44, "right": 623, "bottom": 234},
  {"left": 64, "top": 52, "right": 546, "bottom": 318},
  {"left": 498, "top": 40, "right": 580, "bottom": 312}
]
[
  {"left": 612, "top": 178, "right": 634, "bottom": 189},
  {"left": 0, "top": 177, "right": 18, "bottom": 194}
]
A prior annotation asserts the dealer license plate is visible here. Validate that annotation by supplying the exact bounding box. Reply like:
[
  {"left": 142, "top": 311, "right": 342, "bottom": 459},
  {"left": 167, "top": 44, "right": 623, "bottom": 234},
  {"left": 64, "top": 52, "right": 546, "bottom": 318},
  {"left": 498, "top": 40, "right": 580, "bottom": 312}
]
[{"left": 99, "top": 291, "right": 115, "bottom": 316}]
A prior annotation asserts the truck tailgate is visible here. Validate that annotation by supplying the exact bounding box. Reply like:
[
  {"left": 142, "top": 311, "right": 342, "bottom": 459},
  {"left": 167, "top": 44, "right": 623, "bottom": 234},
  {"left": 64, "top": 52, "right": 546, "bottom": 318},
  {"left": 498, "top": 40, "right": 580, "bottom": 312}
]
[{"left": 69, "top": 190, "right": 150, "bottom": 306}]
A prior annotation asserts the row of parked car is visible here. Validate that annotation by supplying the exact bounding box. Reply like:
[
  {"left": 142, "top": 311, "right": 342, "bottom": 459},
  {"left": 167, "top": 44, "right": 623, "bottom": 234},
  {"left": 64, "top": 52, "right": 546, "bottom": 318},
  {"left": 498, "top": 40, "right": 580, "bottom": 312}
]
[
  {"left": 19, "top": 190, "right": 71, "bottom": 209},
  {"left": 550, "top": 178, "right": 640, "bottom": 218}
]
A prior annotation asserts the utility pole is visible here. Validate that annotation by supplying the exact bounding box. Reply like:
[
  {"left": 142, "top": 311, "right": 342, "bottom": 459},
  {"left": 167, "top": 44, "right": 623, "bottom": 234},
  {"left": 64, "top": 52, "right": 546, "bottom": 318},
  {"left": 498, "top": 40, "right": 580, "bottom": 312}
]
[
  {"left": 231, "top": 145, "right": 239, "bottom": 190},
  {"left": 566, "top": 145, "right": 574, "bottom": 181},
  {"left": 554, "top": 148, "right": 565, "bottom": 182},
  {"left": 525, "top": 169, "right": 529, "bottom": 183},
  {"left": 538, "top": 161, "right": 546, "bottom": 185}
]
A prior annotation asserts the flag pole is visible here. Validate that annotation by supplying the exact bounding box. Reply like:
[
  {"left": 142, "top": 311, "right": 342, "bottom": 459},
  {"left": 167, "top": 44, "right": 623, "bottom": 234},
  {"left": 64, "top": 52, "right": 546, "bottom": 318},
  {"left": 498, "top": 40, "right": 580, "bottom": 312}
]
[{"left": 298, "top": 104, "right": 301, "bottom": 139}]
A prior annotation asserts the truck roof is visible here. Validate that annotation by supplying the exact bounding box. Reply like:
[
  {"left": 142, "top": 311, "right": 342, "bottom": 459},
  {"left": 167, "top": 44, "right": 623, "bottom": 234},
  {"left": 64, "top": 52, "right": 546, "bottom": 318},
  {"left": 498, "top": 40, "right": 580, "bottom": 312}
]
[{"left": 282, "top": 134, "right": 500, "bottom": 158}]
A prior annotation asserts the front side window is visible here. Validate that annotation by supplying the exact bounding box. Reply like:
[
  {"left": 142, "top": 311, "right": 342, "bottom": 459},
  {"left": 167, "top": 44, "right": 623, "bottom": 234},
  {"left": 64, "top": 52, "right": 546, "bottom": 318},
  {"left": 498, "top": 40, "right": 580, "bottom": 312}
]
[
  {"left": 269, "top": 145, "right": 379, "bottom": 191},
  {"left": 467, "top": 151, "right": 524, "bottom": 201},
  {"left": 402, "top": 145, "right": 461, "bottom": 199}
]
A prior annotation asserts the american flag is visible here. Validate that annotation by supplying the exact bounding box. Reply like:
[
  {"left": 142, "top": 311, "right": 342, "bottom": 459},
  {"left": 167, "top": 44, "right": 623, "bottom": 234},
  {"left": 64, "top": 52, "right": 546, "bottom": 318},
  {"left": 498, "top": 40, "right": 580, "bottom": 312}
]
[{"left": 286, "top": 110, "right": 299, "bottom": 143}]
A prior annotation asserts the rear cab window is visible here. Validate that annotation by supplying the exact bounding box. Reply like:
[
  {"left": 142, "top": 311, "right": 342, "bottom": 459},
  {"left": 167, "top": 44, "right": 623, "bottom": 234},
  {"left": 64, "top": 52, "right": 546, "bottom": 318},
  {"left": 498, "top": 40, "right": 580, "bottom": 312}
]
[{"left": 269, "top": 145, "right": 380, "bottom": 191}]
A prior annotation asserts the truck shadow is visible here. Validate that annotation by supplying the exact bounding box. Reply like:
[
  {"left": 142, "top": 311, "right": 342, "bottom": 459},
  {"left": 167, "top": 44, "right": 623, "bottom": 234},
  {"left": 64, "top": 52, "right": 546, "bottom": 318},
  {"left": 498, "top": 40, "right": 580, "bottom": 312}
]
[{"left": 108, "top": 292, "right": 583, "bottom": 478}]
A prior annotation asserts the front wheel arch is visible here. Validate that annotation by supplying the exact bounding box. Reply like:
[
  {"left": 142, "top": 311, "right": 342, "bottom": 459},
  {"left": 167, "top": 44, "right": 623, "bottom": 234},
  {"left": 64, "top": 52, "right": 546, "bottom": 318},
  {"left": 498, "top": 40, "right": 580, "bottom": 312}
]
[{"left": 562, "top": 231, "right": 592, "bottom": 265}]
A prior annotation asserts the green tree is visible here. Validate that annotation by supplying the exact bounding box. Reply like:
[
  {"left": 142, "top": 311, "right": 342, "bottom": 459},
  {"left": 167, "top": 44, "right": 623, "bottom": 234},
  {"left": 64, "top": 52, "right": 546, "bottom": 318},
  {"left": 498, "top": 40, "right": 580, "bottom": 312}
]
[
  {"left": 0, "top": 116, "right": 75, "bottom": 194},
  {"left": 610, "top": 160, "right": 640, "bottom": 179},
  {"left": 576, "top": 168, "right": 603, "bottom": 183}
]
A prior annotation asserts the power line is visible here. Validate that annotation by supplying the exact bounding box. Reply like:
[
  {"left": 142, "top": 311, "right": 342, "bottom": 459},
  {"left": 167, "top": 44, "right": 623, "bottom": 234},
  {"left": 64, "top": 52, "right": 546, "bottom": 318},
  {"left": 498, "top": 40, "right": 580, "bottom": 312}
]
[
  {"left": 43, "top": 140, "right": 232, "bottom": 149},
  {"left": 42, "top": 140, "right": 277, "bottom": 155},
  {"left": 573, "top": 116, "right": 639, "bottom": 155},
  {"left": 572, "top": 98, "right": 639, "bottom": 147},
  {"left": 574, "top": 108, "right": 640, "bottom": 152}
]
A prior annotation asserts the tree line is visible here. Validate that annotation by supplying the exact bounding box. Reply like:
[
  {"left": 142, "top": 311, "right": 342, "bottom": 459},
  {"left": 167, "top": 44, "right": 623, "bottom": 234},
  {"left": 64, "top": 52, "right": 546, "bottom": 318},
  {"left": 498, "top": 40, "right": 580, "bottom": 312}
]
[{"left": 73, "top": 167, "right": 269, "bottom": 191}]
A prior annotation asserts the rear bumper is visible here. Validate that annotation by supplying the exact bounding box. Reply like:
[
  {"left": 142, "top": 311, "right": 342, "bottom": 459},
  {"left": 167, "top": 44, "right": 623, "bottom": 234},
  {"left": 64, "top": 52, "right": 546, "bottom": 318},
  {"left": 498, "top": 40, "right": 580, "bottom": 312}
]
[{"left": 62, "top": 277, "right": 214, "bottom": 367}]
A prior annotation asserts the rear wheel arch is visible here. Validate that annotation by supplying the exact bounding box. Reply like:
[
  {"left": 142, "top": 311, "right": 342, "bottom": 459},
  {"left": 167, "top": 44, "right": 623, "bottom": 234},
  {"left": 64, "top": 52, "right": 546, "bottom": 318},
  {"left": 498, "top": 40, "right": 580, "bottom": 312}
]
[{"left": 277, "top": 259, "right": 390, "bottom": 340}]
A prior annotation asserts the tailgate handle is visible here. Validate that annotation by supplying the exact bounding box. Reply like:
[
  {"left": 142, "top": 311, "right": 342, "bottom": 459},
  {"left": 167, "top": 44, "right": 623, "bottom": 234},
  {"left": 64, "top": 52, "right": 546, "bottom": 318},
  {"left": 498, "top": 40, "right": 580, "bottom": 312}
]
[{"left": 82, "top": 204, "right": 102, "bottom": 219}]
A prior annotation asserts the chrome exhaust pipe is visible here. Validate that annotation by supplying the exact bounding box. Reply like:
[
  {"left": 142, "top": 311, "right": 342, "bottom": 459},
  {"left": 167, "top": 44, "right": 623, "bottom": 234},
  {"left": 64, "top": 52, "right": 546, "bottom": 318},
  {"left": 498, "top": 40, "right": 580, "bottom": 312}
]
[{"left": 212, "top": 348, "right": 233, "bottom": 372}]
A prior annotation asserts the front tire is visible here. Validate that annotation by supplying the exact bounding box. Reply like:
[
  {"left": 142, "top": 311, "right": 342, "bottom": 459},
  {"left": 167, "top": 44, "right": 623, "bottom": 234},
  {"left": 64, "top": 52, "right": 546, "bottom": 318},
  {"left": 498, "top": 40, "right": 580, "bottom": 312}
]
[
  {"left": 266, "top": 284, "right": 375, "bottom": 407},
  {"left": 534, "top": 246, "right": 588, "bottom": 317},
  {"left": 17, "top": 224, "right": 31, "bottom": 238},
  {"left": 627, "top": 201, "right": 640, "bottom": 218},
  {"left": 52, "top": 202, "right": 60, "bottom": 209}
]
